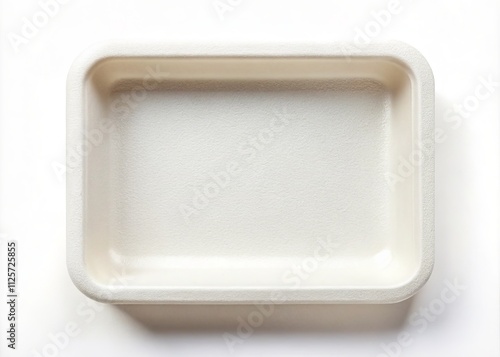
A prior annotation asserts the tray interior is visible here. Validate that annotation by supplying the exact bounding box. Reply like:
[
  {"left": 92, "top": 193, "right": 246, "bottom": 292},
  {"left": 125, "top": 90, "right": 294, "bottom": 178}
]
[{"left": 82, "top": 57, "right": 419, "bottom": 290}]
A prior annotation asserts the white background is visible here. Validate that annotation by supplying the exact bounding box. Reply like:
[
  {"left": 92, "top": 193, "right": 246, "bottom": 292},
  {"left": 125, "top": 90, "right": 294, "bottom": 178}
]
[{"left": 0, "top": 0, "right": 499, "bottom": 356}]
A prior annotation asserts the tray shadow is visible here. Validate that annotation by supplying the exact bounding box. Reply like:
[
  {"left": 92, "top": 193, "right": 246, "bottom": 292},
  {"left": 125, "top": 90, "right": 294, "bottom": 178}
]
[{"left": 116, "top": 299, "right": 413, "bottom": 334}]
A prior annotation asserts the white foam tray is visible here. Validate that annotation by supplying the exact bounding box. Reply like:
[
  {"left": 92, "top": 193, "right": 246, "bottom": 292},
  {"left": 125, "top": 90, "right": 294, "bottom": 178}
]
[{"left": 67, "top": 41, "right": 434, "bottom": 304}]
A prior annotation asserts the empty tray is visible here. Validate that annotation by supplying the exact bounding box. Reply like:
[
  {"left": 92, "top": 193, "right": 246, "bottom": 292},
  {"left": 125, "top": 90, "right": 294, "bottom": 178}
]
[{"left": 67, "top": 41, "right": 434, "bottom": 303}]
